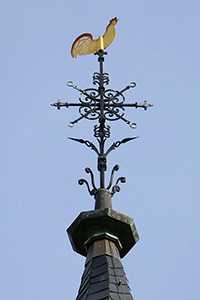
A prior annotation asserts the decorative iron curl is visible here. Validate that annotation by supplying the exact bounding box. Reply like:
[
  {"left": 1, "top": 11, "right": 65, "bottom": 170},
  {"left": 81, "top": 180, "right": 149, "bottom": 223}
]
[
  {"left": 111, "top": 177, "right": 126, "bottom": 196},
  {"left": 104, "top": 106, "right": 137, "bottom": 128},
  {"left": 77, "top": 88, "right": 101, "bottom": 120},
  {"left": 79, "top": 104, "right": 100, "bottom": 120},
  {"left": 93, "top": 72, "right": 100, "bottom": 85},
  {"left": 104, "top": 106, "right": 125, "bottom": 121},
  {"left": 94, "top": 123, "right": 111, "bottom": 139},
  {"left": 79, "top": 88, "right": 100, "bottom": 104},
  {"left": 67, "top": 106, "right": 97, "bottom": 127},
  {"left": 93, "top": 72, "right": 109, "bottom": 86},
  {"left": 106, "top": 165, "right": 120, "bottom": 190},
  {"left": 104, "top": 89, "right": 125, "bottom": 105},
  {"left": 78, "top": 179, "right": 95, "bottom": 196},
  {"left": 78, "top": 167, "right": 97, "bottom": 196},
  {"left": 78, "top": 165, "right": 126, "bottom": 198},
  {"left": 102, "top": 73, "right": 109, "bottom": 85},
  {"left": 85, "top": 167, "right": 97, "bottom": 190}
]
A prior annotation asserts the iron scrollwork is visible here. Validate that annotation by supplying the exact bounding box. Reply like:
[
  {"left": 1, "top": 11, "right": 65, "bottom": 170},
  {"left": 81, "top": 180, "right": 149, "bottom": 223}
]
[{"left": 51, "top": 50, "right": 153, "bottom": 198}]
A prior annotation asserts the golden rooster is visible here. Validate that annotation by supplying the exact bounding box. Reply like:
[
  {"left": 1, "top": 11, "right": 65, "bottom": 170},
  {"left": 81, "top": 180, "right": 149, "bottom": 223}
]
[{"left": 71, "top": 17, "right": 118, "bottom": 58}]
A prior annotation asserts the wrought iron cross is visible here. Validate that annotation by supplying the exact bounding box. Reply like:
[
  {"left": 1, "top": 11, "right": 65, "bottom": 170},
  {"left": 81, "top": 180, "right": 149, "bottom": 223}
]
[{"left": 51, "top": 50, "right": 153, "bottom": 208}]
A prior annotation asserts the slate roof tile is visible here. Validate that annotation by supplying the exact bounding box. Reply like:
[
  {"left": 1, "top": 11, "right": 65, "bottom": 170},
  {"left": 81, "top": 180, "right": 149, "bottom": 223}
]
[{"left": 76, "top": 254, "right": 134, "bottom": 300}]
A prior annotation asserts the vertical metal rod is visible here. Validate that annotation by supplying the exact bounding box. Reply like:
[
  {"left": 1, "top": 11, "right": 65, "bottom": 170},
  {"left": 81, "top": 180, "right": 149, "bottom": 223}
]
[{"left": 98, "top": 51, "right": 105, "bottom": 188}]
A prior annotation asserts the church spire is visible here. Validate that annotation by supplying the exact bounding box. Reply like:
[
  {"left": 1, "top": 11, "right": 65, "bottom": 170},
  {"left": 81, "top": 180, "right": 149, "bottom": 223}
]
[{"left": 51, "top": 19, "right": 152, "bottom": 299}]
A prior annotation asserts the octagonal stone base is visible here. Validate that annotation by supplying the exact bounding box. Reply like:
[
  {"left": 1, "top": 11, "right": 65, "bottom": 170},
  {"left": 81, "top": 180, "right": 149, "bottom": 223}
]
[{"left": 67, "top": 208, "right": 139, "bottom": 258}]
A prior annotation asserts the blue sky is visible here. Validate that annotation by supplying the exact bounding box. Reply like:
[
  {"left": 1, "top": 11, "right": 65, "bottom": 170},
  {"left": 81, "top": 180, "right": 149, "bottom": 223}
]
[{"left": 1, "top": 0, "right": 200, "bottom": 299}]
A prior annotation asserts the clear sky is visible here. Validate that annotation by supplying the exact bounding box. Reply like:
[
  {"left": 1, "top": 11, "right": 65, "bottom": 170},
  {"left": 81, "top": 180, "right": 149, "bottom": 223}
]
[{"left": 1, "top": 0, "right": 200, "bottom": 299}]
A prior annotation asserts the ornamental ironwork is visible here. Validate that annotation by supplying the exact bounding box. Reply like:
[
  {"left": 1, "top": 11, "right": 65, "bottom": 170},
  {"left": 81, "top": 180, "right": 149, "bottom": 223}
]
[{"left": 51, "top": 18, "right": 153, "bottom": 205}]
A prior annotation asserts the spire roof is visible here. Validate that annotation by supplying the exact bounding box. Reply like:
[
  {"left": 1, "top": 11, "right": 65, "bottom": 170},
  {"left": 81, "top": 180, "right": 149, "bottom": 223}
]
[{"left": 76, "top": 239, "right": 134, "bottom": 300}]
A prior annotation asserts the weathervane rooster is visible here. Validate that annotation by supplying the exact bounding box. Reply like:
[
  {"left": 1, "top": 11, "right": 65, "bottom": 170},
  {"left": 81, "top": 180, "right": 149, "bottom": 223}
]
[{"left": 71, "top": 17, "right": 118, "bottom": 58}]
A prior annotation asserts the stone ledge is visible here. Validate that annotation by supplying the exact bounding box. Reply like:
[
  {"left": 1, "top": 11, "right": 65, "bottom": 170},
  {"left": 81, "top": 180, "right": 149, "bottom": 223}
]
[{"left": 67, "top": 208, "right": 139, "bottom": 258}]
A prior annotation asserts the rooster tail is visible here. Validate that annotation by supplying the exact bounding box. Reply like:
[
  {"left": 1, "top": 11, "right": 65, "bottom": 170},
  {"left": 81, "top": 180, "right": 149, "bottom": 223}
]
[{"left": 71, "top": 33, "right": 93, "bottom": 58}]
